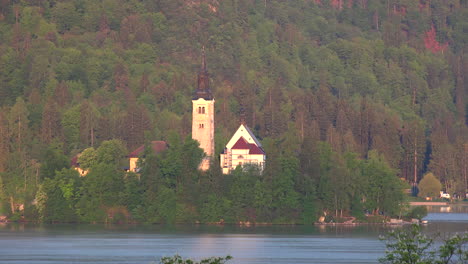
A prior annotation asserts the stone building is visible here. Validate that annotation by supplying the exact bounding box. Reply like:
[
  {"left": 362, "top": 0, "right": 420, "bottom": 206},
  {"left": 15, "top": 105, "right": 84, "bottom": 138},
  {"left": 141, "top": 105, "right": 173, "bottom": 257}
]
[{"left": 192, "top": 48, "right": 215, "bottom": 171}]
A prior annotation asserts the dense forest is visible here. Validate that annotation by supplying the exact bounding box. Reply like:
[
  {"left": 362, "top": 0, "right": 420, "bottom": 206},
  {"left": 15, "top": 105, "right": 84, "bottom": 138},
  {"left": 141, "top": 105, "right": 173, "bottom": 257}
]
[{"left": 0, "top": 0, "right": 466, "bottom": 223}]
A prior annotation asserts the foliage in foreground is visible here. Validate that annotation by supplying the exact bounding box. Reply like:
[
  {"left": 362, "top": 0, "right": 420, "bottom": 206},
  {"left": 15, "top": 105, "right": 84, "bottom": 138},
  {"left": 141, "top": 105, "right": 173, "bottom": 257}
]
[
  {"left": 160, "top": 255, "right": 232, "bottom": 264},
  {"left": 380, "top": 225, "right": 468, "bottom": 264}
]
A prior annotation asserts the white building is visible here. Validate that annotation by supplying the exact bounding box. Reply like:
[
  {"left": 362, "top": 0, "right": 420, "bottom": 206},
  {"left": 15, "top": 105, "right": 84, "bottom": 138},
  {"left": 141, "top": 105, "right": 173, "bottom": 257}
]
[
  {"left": 192, "top": 48, "right": 215, "bottom": 171},
  {"left": 220, "top": 123, "right": 266, "bottom": 174}
]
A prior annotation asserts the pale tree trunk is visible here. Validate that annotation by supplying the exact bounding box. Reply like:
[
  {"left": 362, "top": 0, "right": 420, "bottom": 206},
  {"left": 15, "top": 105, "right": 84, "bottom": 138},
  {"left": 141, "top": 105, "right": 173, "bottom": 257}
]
[
  {"left": 269, "top": 89, "right": 273, "bottom": 127},
  {"left": 10, "top": 196, "right": 15, "bottom": 214},
  {"left": 464, "top": 144, "right": 467, "bottom": 194},
  {"left": 18, "top": 114, "right": 22, "bottom": 153},
  {"left": 335, "top": 194, "right": 338, "bottom": 217},
  {"left": 411, "top": 78, "right": 417, "bottom": 106},
  {"left": 374, "top": 11, "right": 379, "bottom": 31},
  {"left": 301, "top": 115, "right": 304, "bottom": 141},
  {"left": 414, "top": 140, "right": 418, "bottom": 183},
  {"left": 90, "top": 127, "right": 94, "bottom": 147},
  {"left": 253, "top": 111, "right": 256, "bottom": 129}
]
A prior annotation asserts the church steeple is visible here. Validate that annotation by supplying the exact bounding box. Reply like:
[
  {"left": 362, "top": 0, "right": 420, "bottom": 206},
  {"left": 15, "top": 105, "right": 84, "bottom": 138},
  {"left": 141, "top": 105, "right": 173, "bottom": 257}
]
[
  {"left": 201, "top": 46, "right": 207, "bottom": 72},
  {"left": 192, "top": 46, "right": 215, "bottom": 171},
  {"left": 239, "top": 106, "right": 246, "bottom": 125},
  {"left": 194, "top": 46, "right": 213, "bottom": 100}
]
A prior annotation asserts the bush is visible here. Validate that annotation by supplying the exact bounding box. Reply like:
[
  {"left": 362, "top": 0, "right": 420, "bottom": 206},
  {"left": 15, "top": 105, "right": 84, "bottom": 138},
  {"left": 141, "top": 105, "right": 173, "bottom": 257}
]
[
  {"left": 324, "top": 214, "right": 335, "bottom": 223},
  {"left": 406, "top": 206, "right": 428, "bottom": 220},
  {"left": 418, "top": 173, "right": 442, "bottom": 198},
  {"left": 351, "top": 197, "right": 366, "bottom": 220}
]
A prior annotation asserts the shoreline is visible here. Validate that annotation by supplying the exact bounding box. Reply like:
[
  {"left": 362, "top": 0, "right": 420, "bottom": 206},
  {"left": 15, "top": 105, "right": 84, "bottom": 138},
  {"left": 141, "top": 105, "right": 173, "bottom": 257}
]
[
  {"left": 409, "top": 202, "right": 449, "bottom": 206},
  {"left": 0, "top": 219, "right": 419, "bottom": 226}
]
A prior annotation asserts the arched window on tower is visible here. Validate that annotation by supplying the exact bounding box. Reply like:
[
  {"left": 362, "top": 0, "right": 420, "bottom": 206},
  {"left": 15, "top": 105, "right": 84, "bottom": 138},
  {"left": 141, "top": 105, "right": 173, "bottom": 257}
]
[
  {"left": 202, "top": 107, "right": 205, "bottom": 114},
  {"left": 198, "top": 107, "right": 202, "bottom": 114}
]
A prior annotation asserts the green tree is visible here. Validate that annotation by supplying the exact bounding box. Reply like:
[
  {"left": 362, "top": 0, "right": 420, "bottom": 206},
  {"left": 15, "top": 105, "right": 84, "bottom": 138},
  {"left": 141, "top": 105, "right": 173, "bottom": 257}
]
[
  {"left": 95, "top": 139, "right": 127, "bottom": 168},
  {"left": 76, "top": 163, "right": 125, "bottom": 222},
  {"left": 253, "top": 178, "right": 273, "bottom": 222},
  {"left": 228, "top": 167, "right": 257, "bottom": 221},
  {"left": 77, "top": 147, "right": 97, "bottom": 170},
  {"left": 272, "top": 156, "right": 300, "bottom": 222},
  {"left": 61, "top": 105, "right": 80, "bottom": 151},
  {"left": 80, "top": 101, "right": 100, "bottom": 148},
  {"left": 418, "top": 173, "right": 442, "bottom": 199},
  {"left": 41, "top": 141, "right": 69, "bottom": 179},
  {"left": 36, "top": 168, "right": 80, "bottom": 222},
  {"left": 144, "top": 185, "right": 176, "bottom": 223},
  {"left": 363, "top": 150, "right": 405, "bottom": 216},
  {"left": 41, "top": 99, "right": 62, "bottom": 143},
  {"left": 8, "top": 97, "right": 29, "bottom": 153},
  {"left": 406, "top": 206, "right": 428, "bottom": 221},
  {"left": 198, "top": 193, "right": 229, "bottom": 223},
  {"left": 51, "top": 1, "right": 81, "bottom": 32},
  {"left": 0, "top": 111, "right": 9, "bottom": 172}
]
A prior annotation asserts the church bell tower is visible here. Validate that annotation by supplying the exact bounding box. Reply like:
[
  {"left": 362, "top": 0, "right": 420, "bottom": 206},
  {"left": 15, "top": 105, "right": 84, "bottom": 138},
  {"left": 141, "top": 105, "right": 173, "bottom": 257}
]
[{"left": 192, "top": 47, "right": 214, "bottom": 171}]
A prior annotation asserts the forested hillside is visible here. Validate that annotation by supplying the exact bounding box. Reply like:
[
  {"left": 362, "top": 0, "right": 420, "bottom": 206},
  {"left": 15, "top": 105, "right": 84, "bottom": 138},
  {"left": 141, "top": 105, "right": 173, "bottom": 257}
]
[{"left": 0, "top": 0, "right": 466, "bottom": 223}]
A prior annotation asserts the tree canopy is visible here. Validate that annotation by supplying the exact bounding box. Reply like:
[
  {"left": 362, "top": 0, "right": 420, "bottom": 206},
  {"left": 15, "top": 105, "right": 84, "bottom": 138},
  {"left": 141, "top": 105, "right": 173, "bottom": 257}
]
[{"left": 0, "top": 0, "right": 466, "bottom": 223}]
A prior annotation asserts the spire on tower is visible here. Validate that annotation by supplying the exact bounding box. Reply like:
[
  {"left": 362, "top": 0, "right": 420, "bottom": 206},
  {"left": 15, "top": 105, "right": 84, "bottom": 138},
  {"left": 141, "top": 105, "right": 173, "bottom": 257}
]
[
  {"left": 201, "top": 46, "right": 207, "bottom": 72},
  {"left": 239, "top": 106, "right": 246, "bottom": 125},
  {"left": 194, "top": 46, "right": 213, "bottom": 100}
]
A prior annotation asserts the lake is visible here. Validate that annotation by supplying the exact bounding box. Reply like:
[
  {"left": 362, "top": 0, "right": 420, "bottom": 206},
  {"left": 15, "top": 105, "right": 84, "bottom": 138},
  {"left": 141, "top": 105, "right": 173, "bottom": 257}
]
[{"left": 0, "top": 205, "right": 466, "bottom": 264}]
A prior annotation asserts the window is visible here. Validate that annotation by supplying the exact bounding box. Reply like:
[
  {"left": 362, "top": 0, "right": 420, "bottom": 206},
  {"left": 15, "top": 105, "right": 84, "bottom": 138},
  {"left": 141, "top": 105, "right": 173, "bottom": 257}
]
[
  {"left": 199, "top": 123, "right": 204, "bottom": 128},
  {"left": 202, "top": 107, "right": 205, "bottom": 114},
  {"left": 198, "top": 107, "right": 202, "bottom": 114}
]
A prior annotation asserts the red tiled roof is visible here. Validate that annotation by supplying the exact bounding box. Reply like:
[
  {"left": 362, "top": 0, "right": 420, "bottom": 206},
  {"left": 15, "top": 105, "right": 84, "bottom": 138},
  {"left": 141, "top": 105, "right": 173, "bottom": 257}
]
[
  {"left": 231, "top": 137, "right": 265, "bottom": 155},
  {"left": 232, "top": 137, "right": 250, "bottom": 150},
  {"left": 248, "top": 143, "right": 265, "bottom": 155},
  {"left": 128, "top": 141, "right": 168, "bottom": 158}
]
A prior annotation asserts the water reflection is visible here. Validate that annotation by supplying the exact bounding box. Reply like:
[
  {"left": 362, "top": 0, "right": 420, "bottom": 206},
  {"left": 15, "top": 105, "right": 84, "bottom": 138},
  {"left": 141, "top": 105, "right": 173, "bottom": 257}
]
[
  {"left": 425, "top": 203, "right": 468, "bottom": 213},
  {"left": 422, "top": 204, "right": 468, "bottom": 224},
  {"left": 0, "top": 210, "right": 466, "bottom": 264}
]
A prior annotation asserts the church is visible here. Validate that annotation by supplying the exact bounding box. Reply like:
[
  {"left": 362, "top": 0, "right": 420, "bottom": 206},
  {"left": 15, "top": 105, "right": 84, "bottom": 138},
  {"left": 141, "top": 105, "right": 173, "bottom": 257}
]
[
  {"left": 219, "top": 123, "right": 266, "bottom": 174},
  {"left": 191, "top": 48, "right": 265, "bottom": 173}
]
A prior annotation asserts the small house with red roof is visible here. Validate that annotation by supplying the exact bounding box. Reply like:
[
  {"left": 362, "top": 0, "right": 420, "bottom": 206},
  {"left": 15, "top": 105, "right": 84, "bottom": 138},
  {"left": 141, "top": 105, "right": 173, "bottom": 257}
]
[
  {"left": 220, "top": 124, "right": 266, "bottom": 174},
  {"left": 128, "top": 141, "right": 168, "bottom": 172}
]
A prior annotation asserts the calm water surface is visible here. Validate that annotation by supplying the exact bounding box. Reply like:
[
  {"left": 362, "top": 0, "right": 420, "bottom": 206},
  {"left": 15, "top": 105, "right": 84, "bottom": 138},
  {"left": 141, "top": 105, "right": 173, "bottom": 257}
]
[{"left": 0, "top": 205, "right": 466, "bottom": 264}]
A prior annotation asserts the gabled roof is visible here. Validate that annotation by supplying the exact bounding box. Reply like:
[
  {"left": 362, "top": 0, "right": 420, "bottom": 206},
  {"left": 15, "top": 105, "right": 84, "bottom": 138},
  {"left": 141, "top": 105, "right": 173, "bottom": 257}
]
[
  {"left": 248, "top": 143, "right": 265, "bottom": 155},
  {"left": 232, "top": 137, "right": 250, "bottom": 149},
  {"left": 231, "top": 137, "right": 265, "bottom": 155},
  {"left": 226, "top": 124, "right": 262, "bottom": 149},
  {"left": 128, "top": 141, "right": 168, "bottom": 158},
  {"left": 244, "top": 125, "right": 262, "bottom": 147}
]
